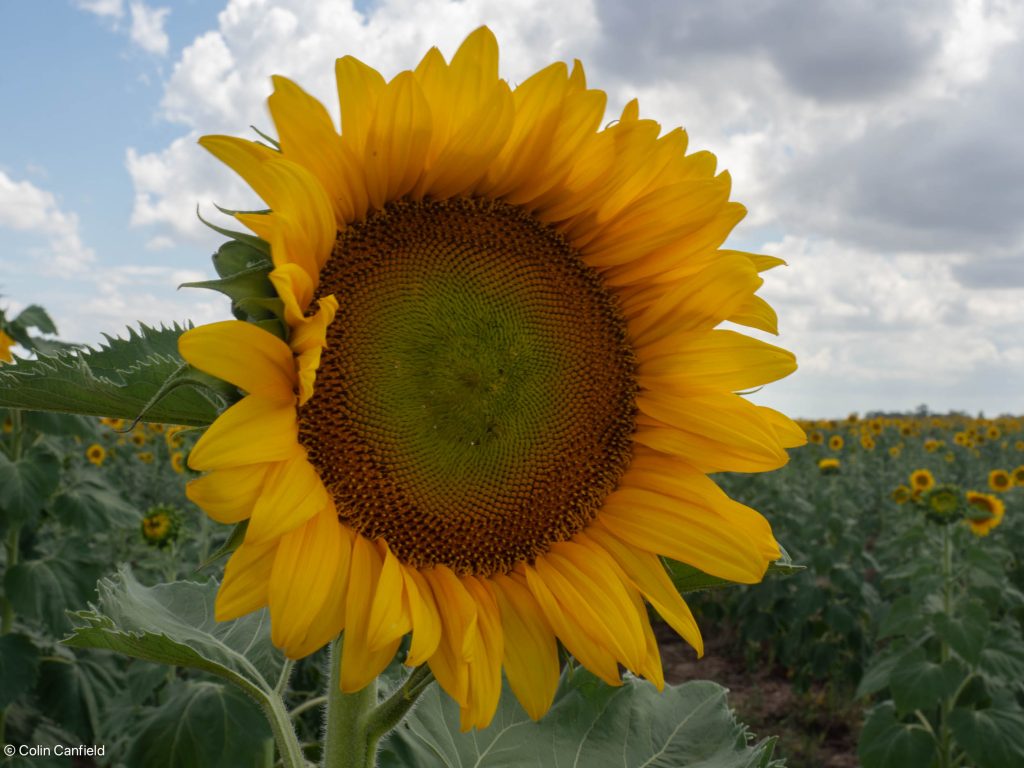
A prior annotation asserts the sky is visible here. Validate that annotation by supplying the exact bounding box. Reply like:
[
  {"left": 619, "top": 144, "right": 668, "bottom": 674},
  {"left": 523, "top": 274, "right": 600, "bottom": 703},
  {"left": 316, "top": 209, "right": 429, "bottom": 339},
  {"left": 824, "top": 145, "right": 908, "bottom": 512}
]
[{"left": 1, "top": 0, "right": 1022, "bottom": 419}]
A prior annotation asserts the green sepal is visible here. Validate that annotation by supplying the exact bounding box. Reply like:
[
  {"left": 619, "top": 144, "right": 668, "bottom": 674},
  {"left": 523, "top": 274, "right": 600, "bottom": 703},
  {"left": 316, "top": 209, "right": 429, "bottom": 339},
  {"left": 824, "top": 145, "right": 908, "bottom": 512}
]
[
  {"left": 250, "top": 124, "right": 281, "bottom": 149},
  {"left": 196, "top": 520, "right": 249, "bottom": 572},
  {"left": 665, "top": 543, "right": 803, "bottom": 594},
  {"left": 233, "top": 296, "right": 286, "bottom": 323},
  {"left": 0, "top": 323, "right": 224, "bottom": 426},
  {"left": 196, "top": 206, "right": 270, "bottom": 256},
  {"left": 211, "top": 239, "right": 271, "bottom": 279},
  {"left": 214, "top": 202, "right": 272, "bottom": 217},
  {"left": 180, "top": 266, "right": 277, "bottom": 313}
]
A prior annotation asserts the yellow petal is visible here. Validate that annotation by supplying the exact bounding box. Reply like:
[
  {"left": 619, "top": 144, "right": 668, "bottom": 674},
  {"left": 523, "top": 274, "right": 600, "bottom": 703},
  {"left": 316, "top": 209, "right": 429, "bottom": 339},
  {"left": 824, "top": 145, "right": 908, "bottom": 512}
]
[
  {"left": 186, "top": 463, "right": 270, "bottom": 524},
  {"left": 458, "top": 577, "right": 503, "bottom": 731},
  {"left": 179, "top": 320, "right": 296, "bottom": 400},
  {"left": 366, "top": 543, "right": 413, "bottom": 651},
  {"left": 341, "top": 537, "right": 401, "bottom": 691},
  {"left": 336, "top": 55, "right": 386, "bottom": 155},
  {"left": 216, "top": 537, "right": 278, "bottom": 621},
  {"left": 637, "top": 329, "right": 797, "bottom": 394},
  {"left": 402, "top": 566, "right": 442, "bottom": 667},
  {"left": 540, "top": 542, "right": 647, "bottom": 671},
  {"left": 287, "top": 520, "right": 353, "bottom": 657},
  {"left": 268, "top": 75, "right": 360, "bottom": 223},
  {"left": 597, "top": 487, "right": 768, "bottom": 584},
  {"left": 634, "top": 392, "right": 789, "bottom": 473},
  {"left": 363, "top": 72, "right": 432, "bottom": 210},
  {"left": 424, "top": 566, "right": 478, "bottom": 705},
  {"left": 522, "top": 564, "right": 621, "bottom": 686},
  {"left": 581, "top": 526, "right": 703, "bottom": 656},
  {"left": 188, "top": 395, "right": 301, "bottom": 471},
  {"left": 268, "top": 263, "right": 316, "bottom": 327},
  {"left": 269, "top": 507, "right": 342, "bottom": 657},
  {"left": 246, "top": 452, "right": 329, "bottom": 544},
  {"left": 491, "top": 573, "right": 559, "bottom": 720}
]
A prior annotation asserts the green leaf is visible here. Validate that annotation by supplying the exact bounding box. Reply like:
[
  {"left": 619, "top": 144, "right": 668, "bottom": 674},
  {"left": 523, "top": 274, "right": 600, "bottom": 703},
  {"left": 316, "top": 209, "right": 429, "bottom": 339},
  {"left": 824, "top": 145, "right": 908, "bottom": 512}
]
[
  {"left": 211, "top": 239, "right": 272, "bottom": 278},
  {"left": 381, "top": 668, "right": 782, "bottom": 768},
  {"left": 889, "top": 649, "right": 966, "bottom": 714},
  {"left": 63, "top": 566, "right": 282, "bottom": 694},
  {"left": 665, "top": 544, "right": 803, "bottom": 594},
  {"left": 126, "top": 680, "right": 273, "bottom": 768},
  {"left": 52, "top": 474, "right": 140, "bottom": 529},
  {"left": 879, "top": 595, "right": 928, "bottom": 640},
  {"left": 978, "top": 632, "right": 1024, "bottom": 690},
  {"left": 949, "top": 706, "right": 1024, "bottom": 768},
  {"left": 0, "top": 443, "right": 60, "bottom": 527},
  {"left": 0, "top": 633, "right": 41, "bottom": 708},
  {"left": 0, "top": 323, "right": 223, "bottom": 426},
  {"left": 858, "top": 702, "right": 937, "bottom": 768},
  {"left": 933, "top": 602, "right": 988, "bottom": 665},
  {"left": 857, "top": 648, "right": 908, "bottom": 699},
  {"left": 5, "top": 556, "right": 105, "bottom": 633},
  {"left": 13, "top": 304, "right": 58, "bottom": 335},
  {"left": 21, "top": 410, "right": 99, "bottom": 439},
  {"left": 36, "top": 650, "right": 123, "bottom": 742}
]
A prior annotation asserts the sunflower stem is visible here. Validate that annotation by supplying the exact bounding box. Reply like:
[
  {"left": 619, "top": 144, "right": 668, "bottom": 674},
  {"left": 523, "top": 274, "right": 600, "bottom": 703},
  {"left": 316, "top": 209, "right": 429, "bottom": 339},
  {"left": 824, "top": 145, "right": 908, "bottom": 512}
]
[
  {"left": 323, "top": 635, "right": 377, "bottom": 768},
  {"left": 364, "top": 665, "right": 436, "bottom": 748}
]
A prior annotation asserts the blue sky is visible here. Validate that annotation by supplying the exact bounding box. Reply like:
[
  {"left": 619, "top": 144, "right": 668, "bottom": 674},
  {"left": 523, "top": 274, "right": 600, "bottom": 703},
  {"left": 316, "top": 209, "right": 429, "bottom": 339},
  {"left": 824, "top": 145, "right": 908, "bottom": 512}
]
[{"left": 2, "top": 0, "right": 1023, "bottom": 418}]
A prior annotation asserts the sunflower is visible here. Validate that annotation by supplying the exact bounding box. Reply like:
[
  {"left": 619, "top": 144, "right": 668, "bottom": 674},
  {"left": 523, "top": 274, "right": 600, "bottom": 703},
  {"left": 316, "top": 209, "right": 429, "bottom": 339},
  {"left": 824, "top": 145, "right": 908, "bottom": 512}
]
[
  {"left": 891, "top": 485, "right": 911, "bottom": 504},
  {"left": 910, "top": 469, "right": 935, "bottom": 493},
  {"left": 137, "top": 451, "right": 155, "bottom": 464},
  {"left": 828, "top": 435, "right": 844, "bottom": 452},
  {"left": 1012, "top": 465, "right": 1024, "bottom": 486},
  {"left": 808, "top": 430, "right": 824, "bottom": 445},
  {"left": 0, "top": 329, "right": 14, "bottom": 363},
  {"left": 818, "top": 458, "right": 840, "bottom": 475},
  {"left": 964, "top": 491, "right": 1005, "bottom": 537},
  {"left": 859, "top": 434, "right": 875, "bottom": 451},
  {"left": 180, "top": 27, "right": 802, "bottom": 730},
  {"left": 171, "top": 451, "right": 186, "bottom": 474},
  {"left": 988, "top": 469, "right": 1011, "bottom": 493},
  {"left": 86, "top": 443, "right": 106, "bottom": 467},
  {"left": 141, "top": 505, "right": 181, "bottom": 548}
]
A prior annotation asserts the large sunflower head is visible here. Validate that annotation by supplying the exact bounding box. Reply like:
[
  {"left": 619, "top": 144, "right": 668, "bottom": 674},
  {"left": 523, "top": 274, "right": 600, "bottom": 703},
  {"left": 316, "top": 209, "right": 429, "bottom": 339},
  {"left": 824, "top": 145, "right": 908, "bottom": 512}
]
[{"left": 179, "top": 27, "right": 802, "bottom": 731}]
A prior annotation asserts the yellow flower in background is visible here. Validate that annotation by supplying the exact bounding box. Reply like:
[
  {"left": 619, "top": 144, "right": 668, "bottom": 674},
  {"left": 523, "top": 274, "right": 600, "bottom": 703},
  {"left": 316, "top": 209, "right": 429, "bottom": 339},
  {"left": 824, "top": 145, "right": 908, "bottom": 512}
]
[
  {"left": 86, "top": 443, "right": 106, "bottom": 467},
  {"left": 818, "top": 458, "right": 840, "bottom": 475},
  {"left": 964, "top": 491, "right": 1005, "bottom": 537},
  {"left": 171, "top": 452, "right": 186, "bottom": 474},
  {"left": 1012, "top": 465, "right": 1024, "bottom": 486},
  {"left": 910, "top": 469, "right": 935, "bottom": 493},
  {"left": 860, "top": 434, "right": 875, "bottom": 451},
  {"left": 137, "top": 451, "right": 155, "bottom": 464},
  {"left": 888, "top": 445, "right": 902, "bottom": 459},
  {"left": 829, "top": 435, "right": 844, "bottom": 451},
  {"left": 891, "top": 485, "right": 911, "bottom": 504},
  {"left": 0, "top": 329, "right": 15, "bottom": 363},
  {"left": 808, "top": 430, "right": 824, "bottom": 445},
  {"left": 179, "top": 27, "right": 803, "bottom": 730},
  {"left": 988, "top": 469, "right": 1011, "bottom": 493},
  {"left": 1015, "top": 440, "right": 1024, "bottom": 452}
]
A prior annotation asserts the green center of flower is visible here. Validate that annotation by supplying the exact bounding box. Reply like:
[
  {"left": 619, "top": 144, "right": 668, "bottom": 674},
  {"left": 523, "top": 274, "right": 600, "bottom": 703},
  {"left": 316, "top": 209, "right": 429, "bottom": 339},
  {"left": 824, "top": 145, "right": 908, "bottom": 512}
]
[{"left": 299, "top": 198, "right": 637, "bottom": 576}]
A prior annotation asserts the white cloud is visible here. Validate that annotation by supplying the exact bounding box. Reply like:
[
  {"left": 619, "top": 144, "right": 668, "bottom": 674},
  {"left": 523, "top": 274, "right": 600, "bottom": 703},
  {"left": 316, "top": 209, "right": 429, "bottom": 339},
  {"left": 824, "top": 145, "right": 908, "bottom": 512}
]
[
  {"left": 73, "top": 0, "right": 124, "bottom": 19},
  {"left": 117, "top": 0, "right": 1024, "bottom": 415},
  {"left": 127, "top": 0, "right": 599, "bottom": 240},
  {"left": 129, "top": 2, "right": 171, "bottom": 56},
  {"left": 0, "top": 171, "right": 95, "bottom": 274}
]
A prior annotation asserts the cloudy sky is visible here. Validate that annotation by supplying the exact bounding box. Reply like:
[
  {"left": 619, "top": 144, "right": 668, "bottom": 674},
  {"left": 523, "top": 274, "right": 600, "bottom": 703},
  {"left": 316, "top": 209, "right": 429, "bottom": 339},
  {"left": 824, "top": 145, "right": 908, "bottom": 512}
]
[{"left": 1, "top": 0, "right": 1022, "bottom": 418}]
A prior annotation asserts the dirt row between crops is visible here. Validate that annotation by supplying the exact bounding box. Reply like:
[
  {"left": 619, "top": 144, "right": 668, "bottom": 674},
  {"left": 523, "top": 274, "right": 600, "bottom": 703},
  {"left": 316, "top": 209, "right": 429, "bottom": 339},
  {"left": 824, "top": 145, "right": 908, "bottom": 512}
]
[{"left": 658, "top": 626, "right": 860, "bottom": 768}]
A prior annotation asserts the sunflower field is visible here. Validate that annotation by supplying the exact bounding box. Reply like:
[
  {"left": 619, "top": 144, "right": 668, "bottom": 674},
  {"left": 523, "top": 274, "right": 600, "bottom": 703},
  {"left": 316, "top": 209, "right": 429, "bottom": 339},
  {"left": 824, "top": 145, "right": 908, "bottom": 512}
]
[{"left": 2, "top": 24, "right": 1023, "bottom": 768}]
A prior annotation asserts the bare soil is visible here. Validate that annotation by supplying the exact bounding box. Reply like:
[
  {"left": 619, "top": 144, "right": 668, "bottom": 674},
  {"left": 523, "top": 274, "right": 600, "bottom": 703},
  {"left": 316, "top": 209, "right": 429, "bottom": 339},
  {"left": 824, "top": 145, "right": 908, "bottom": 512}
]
[{"left": 657, "top": 625, "right": 861, "bottom": 768}]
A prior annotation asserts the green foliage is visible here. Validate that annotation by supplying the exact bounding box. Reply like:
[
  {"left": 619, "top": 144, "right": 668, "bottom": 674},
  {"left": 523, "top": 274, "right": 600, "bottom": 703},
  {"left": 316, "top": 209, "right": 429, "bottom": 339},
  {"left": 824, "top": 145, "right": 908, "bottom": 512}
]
[
  {"left": 64, "top": 567, "right": 283, "bottom": 692},
  {"left": 5, "top": 557, "right": 104, "bottom": 634},
  {"left": 0, "top": 323, "right": 226, "bottom": 426},
  {"left": 126, "top": 681, "right": 273, "bottom": 768},
  {"left": 0, "top": 633, "right": 40, "bottom": 708},
  {"left": 859, "top": 702, "right": 937, "bottom": 768},
  {"left": 381, "top": 668, "right": 782, "bottom": 768},
  {"left": 0, "top": 443, "right": 60, "bottom": 529}
]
